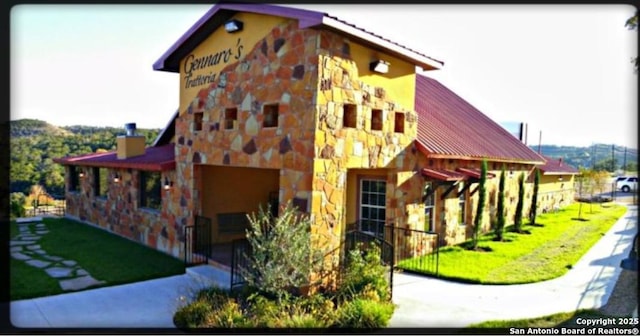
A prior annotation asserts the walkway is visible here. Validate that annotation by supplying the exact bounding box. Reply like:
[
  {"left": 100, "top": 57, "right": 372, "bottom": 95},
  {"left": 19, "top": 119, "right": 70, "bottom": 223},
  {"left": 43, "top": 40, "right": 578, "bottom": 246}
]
[
  {"left": 7, "top": 205, "right": 637, "bottom": 329},
  {"left": 389, "top": 204, "right": 638, "bottom": 328}
]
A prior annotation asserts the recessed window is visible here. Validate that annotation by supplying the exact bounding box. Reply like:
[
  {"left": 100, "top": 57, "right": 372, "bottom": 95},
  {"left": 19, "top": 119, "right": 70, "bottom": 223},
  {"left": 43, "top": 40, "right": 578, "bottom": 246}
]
[
  {"left": 69, "top": 166, "right": 80, "bottom": 192},
  {"left": 371, "top": 109, "right": 383, "bottom": 131},
  {"left": 394, "top": 112, "right": 405, "bottom": 133},
  {"left": 93, "top": 167, "right": 108, "bottom": 198},
  {"left": 343, "top": 104, "right": 357, "bottom": 128},
  {"left": 194, "top": 112, "right": 203, "bottom": 131},
  {"left": 263, "top": 104, "right": 279, "bottom": 128},
  {"left": 359, "top": 179, "right": 386, "bottom": 238},
  {"left": 224, "top": 108, "right": 237, "bottom": 130},
  {"left": 140, "top": 171, "right": 161, "bottom": 210}
]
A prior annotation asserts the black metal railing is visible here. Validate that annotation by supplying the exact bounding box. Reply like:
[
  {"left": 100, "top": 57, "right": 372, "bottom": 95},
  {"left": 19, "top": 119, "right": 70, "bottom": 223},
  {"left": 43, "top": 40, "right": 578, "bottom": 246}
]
[
  {"left": 184, "top": 216, "right": 212, "bottom": 266},
  {"left": 230, "top": 238, "right": 252, "bottom": 290},
  {"left": 26, "top": 193, "right": 66, "bottom": 217},
  {"left": 387, "top": 225, "right": 439, "bottom": 277}
]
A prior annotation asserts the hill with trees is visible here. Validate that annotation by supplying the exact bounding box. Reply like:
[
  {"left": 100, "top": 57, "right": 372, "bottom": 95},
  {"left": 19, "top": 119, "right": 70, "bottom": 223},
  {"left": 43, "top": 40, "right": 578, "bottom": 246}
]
[
  {"left": 10, "top": 119, "right": 160, "bottom": 197},
  {"left": 533, "top": 144, "right": 638, "bottom": 173}
]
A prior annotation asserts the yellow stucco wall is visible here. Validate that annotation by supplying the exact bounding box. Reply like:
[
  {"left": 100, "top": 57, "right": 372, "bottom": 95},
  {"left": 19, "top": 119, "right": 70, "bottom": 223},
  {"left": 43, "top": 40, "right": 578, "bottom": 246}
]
[
  {"left": 538, "top": 174, "right": 575, "bottom": 213},
  {"left": 178, "top": 12, "right": 288, "bottom": 112}
]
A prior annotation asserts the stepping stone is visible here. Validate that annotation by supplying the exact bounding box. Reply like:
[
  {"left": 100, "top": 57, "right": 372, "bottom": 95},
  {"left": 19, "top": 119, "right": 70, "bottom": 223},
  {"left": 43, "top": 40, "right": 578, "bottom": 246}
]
[
  {"left": 10, "top": 241, "right": 33, "bottom": 246},
  {"left": 59, "top": 275, "right": 105, "bottom": 291},
  {"left": 43, "top": 255, "right": 63, "bottom": 262},
  {"left": 45, "top": 267, "right": 74, "bottom": 278},
  {"left": 35, "top": 231, "right": 49, "bottom": 235},
  {"left": 25, "top": 259, "right": 51, "bottom": 268},
  {"left": 36, "top": 223, "right": 46, "bottom": 228},
  {"left": 10, "top": 246, "right": 22, "bottom": 253},
  {"left": 16, "top": 217, "right": 43, "bottom": 223},
  {"left": 26, "top": 245, "right": 41, "bottom": 250},
  {"left": 18, "top": 227, "right": 29, "bottom": 232},
  {"left": 62, "top": 260, "right": 77, "bottom": 267},
  {"left": 21, "top": 236, "right": 41, "bottom": 241},
  {"left": 11, "top": 252, "right": 31, "bottom": 261},
  {"left": 34, "top": 250, "right": 47, "bottom": 255},
  {"left": 76, "top": 269, "right": 89, "bottom": 276}
]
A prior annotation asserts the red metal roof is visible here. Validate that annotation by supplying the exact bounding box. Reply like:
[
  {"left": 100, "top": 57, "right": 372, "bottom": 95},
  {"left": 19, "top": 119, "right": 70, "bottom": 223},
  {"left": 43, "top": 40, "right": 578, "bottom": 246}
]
[
  {"left": 456, "top": 167, "right": 496, "bottom": 179},
  {"left": 538, "top": 155, "right": 580, "bottom": 175},
  {"left": 53, "top": 144, "right": 176, "bottom": 171},
  {"left": 421, "top": 168, "right": 466, "bottom": 181},
  {"left": 415, "top": 75, "right": 545, "bottom": 164}
]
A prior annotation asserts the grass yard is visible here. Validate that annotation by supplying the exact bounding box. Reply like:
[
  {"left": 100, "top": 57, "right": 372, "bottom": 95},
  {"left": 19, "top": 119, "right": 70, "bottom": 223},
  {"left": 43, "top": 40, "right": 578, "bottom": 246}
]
[
  {"left": 10, "top": 217, "right": 185, "bottom": 300},
  {"left": 397, "top": 202, "right": 627, "bottom": 284}
]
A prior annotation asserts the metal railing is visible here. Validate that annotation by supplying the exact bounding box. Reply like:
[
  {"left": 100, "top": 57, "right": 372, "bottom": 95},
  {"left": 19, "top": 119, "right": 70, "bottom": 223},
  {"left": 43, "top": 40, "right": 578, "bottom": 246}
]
[
  {"left": 230, "top": 238, "right": 252, "bottom": 291},
  {"left": 386, "top": 225, "right": 440, "bottom": 277},
  {"left": 184, "top": 216, "right": 212, "bottom": 266}
]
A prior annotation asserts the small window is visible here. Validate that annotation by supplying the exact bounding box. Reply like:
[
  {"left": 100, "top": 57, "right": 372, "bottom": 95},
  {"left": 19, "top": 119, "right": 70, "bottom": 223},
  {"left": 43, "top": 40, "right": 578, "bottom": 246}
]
[
  {"left": 140, "top": 171, "right": 162, "bottom": 210},
  {"left": 343, "top": 104, "right": 357, "bottom": 128},
  {"left": 371, "top": 109, "right": 383, "bottom": 131},
  {"left": 458, "top": 183, "right": 466, "bottom": 226},
  {"left": 69, "top": 166, "right": 80, "bottom": 192},
  {"left": 194, "top": 112, "right": 203, "bottom": 131},
  {"left": 263, "top": 104, "right": 278, "bottom": 128},
  {"left": 394, "top": 112, "right": 405, "bottom": 133},
  {"left": 224, "top": 108, "right": 237, "bottom": 130},
  {"left": 93, "top": 167, "right": 108, "bottom": 198}
]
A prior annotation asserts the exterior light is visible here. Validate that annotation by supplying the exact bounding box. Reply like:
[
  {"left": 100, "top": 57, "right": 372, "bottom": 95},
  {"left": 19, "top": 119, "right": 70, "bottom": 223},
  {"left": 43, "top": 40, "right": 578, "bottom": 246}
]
[
  {"left": 163, "top": 177, "right": 173, "bottom": 190},
  {"left": 113, "top": 173, "right": 120, "bottom": 183},
  {"left": 558, "top": 176, "right": 563, "bottom": 181},
  {"left": 369, "top": 60, "right": 389, "bottom": 74},
  {"left": 78, "top": 170, "right": 85, "bottom": 178},
  {"left": 224, "top": 19, "right": 243, "bottom": 33}
]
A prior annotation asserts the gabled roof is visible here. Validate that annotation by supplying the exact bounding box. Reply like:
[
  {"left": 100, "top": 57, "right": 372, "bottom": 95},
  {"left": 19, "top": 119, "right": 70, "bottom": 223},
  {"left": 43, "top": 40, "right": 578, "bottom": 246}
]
[
  {"left": 152, "top": 109, "right": 178, "bottom": 147},
  {"left": 538, "top": 155, "right": 580, "bottom": 175},
  {"left": 415, "top": 75, "right": 545, "bottom": 165},
  {"left": 153, "top": 3, "right": 443, "bottom": 73},
  {"left": 53, "top": 144, "right": 176, "bottom": 171}
]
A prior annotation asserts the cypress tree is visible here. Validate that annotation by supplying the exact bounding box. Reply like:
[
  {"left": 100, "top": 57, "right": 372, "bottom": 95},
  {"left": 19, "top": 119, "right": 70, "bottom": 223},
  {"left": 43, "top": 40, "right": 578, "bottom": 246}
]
[
  {"left": 495, "top": 165, "right": 506, "bottom": 241},
  {"left": 472, "top": 159, "right": 488, "bottom": 250},
  {"left": 514, "top": 172, "right": 525, "bottom": 232},
  {"left": 529, "top": 169, "right": 540, "bottom": 226}
]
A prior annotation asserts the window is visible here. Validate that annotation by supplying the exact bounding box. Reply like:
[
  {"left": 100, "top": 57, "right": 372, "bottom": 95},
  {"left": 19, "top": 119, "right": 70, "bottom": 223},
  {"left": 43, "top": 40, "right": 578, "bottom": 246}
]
[
  {"left": 424, "top": 182, "right": 435, "bottom": 232},
  {"left": 394, "top": 112, "right": 405, "bottom": 133},
  {"left": 69, "top": 166, "right": 80, "bottom": 192},
  {"left": 343, "top": 104, "right": 357, "bottom": 128},
  {"left": 458, "top": 183, "right": 466, "bottom": 225},
  {"left": 93, "top": 167, "right": 108, "bottom": 198},
  {"left": 371, "top": 109, "right": 383, "bottom": 131},
  {"left": 194, "top": 112, "right": 203, "bottom": 131},
  {"left": 224, "top": 107, "right": 237, "bottom": 130},
  {"left": 139, "top": 171, "right": 162, "bottom": 210},
  {"left": 263, "top": 104, "right": 278, "bottom": 128},
  {"left": 359, "top": 179, "right": 386, "bottom": 237}
]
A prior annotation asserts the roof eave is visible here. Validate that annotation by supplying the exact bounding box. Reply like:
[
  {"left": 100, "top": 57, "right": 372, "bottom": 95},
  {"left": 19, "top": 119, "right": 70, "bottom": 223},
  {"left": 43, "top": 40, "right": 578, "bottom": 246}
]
[{"left": 319, "top": 16, "right": 443, "bottom": 71}]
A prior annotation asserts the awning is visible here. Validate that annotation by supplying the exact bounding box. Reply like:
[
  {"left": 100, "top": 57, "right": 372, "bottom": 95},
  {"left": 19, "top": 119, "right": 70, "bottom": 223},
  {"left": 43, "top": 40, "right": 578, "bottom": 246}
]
[
  {"left": 421, "top": 168, "right": 466, "bottom": 182},
  {"left": 53, "top": 144, "right": 176, "bottom": 172},
  {"left": 456, "top": 167, "right": 496, "bottom": 179}
]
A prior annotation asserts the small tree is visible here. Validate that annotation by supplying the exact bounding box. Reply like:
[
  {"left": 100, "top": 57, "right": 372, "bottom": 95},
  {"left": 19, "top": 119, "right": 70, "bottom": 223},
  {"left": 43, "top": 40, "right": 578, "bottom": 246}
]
[
  {"left": 10, "top": 192, "right": 26, "bottom": 219},
  {"left": 529, "top": 169, "right": 540, "bottom": 226},
  {"left": 243, "top": 201, "right": 329, "bottom": 303},
  {"left": 495, "top": 165, "right": 506, "bottom": 241},
  {"left": 514, "top": 172, "right": 525, "bottom": 233},
  {"left": 472, "top": 159, "right": 488, "bottom": 250}
]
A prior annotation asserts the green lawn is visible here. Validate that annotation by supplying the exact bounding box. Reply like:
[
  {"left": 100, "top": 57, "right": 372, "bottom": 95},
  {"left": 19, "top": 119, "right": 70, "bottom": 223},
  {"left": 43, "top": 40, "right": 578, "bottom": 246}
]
[
  {"left": 397, "top": 203, "right": 627, "bottom": 284},
  {"left": 10, "top": 217, "right": 185, "bottom": 300}
]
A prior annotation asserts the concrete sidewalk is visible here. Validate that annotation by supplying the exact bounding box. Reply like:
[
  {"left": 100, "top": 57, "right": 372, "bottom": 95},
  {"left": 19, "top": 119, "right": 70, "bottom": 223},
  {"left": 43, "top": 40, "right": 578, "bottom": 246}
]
[
  {"left": 389, "top": 204, "right": 638, "bottom": 328},
  {"left": 8, "top": 205, "right": 637, "bottom": 329}
]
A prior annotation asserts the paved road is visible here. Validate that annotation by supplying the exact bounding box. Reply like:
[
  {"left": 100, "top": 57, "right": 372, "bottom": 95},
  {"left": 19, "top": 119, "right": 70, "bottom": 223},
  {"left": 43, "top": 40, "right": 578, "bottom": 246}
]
[{"left": 6, "top": 205, "right": 637, "bottom": 330}]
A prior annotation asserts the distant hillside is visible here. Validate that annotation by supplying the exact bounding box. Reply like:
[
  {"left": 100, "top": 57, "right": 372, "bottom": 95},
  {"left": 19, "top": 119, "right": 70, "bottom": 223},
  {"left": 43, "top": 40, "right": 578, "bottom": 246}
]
[
  {"left": 532, "top": 144, "right": 638, "bottom": 171},
  {"left": 11, "top": 118, "right": 73, "bottom": 138},
  {"left": 10, "top": 119, "right": 161, "bottom": 196}
]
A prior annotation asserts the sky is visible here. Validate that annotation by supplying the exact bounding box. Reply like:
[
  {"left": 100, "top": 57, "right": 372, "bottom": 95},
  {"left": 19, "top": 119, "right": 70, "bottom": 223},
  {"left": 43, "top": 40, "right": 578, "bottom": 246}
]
[{"left": 10, "top": 4, "right": 638, "bottom": 148}]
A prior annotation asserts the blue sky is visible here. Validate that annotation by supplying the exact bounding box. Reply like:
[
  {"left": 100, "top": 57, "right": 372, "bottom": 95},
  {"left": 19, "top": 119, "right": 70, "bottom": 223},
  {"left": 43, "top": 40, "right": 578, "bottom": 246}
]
[{"left": 10, "top": 4, "right": 638, "bottom": 148}]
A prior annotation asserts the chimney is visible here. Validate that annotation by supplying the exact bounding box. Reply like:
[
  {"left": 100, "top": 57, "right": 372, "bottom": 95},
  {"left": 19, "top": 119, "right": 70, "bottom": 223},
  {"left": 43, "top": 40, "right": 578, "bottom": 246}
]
[
  {"left": 558, "top": 157, "right": 563, "bottom": 165},
  {"left": 117, "top": 122, "right": 146, "bottom": 159}
]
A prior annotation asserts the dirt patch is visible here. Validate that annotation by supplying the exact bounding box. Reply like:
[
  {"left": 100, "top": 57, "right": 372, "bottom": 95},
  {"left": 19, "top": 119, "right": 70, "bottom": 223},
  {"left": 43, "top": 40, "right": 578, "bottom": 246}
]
[{"left": 599, "top": 269, "right": 638, "bottom": 317}]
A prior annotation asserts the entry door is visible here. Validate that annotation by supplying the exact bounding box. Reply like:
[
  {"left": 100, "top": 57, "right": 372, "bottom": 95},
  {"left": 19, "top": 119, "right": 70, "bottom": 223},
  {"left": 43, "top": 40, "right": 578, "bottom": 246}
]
[{"left": 359, "top": 179, "right": 386, "bottom": 237}]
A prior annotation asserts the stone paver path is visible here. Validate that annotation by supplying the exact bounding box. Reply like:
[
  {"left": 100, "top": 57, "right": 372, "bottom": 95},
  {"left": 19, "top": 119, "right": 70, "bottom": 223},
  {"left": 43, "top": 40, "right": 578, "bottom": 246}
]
[{"left": 11, "top": 217, "right": 106, "bottom": 292}]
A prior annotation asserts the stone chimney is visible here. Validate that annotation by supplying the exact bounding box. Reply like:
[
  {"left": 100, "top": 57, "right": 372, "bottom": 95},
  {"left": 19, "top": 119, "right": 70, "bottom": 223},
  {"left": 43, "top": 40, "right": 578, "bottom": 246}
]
[{"left": 117, "top": 123, "right": 146, "bottom": 159}]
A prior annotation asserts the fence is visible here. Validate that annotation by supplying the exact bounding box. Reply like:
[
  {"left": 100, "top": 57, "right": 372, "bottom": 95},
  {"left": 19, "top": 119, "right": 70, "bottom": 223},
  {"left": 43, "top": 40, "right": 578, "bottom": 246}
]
[
  {"left": 184, "top": 216, "right": 212, "bottom": 266},
  {"left": 386, "top": 225, "right": 440, "bottom": 277},
  {"left": 230, "top": 238, "right": 252, "bottom": 291},
  {"left": 26, "top": 193, "right": 66, "bottom": 217}
]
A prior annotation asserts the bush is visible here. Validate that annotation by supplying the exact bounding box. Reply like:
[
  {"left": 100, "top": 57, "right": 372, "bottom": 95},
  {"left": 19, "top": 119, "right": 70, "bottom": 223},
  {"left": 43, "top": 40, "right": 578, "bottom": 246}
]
[
  {"left": 334, "top": 298, "right": 395, "bottom": 329},
  {"left": 10, "top": 192, "right": 26, "bottom": 219},
  {"left": 173, "top": 299, "right": 212, "bottom": 328},
  {"left": 339, "top": 243, "right": 390, "bottom": 302},
  {"left": 203, "top": 299, "right": 248, "bottom": 328}
]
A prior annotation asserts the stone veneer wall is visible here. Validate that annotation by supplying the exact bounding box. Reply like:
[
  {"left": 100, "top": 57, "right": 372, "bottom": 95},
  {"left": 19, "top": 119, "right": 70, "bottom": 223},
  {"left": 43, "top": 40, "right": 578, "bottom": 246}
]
[
  {"left": 170, "top": 19, "right": 320, "bottom": 242},
  {"left": 537, "top": 175, "right": 576, "bottom": 213},
  {"left": 65, "top": 166, "right": 180, "bottom": 258}
]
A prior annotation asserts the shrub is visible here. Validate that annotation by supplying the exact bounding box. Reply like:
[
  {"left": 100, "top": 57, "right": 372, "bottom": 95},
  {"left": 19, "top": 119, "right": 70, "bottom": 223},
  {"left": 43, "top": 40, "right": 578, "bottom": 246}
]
[
  {"left": 173, "top": 299, "right": 212, "bottom": 328},
  {"left": 10, "top": 192, "right": 26, "bottom": 219},
  {"left": 339, "top": 243, "right": 390, "bottom": 302},
  {"left": 203, "top": 299, "right": 248, "bottom": 328},
  {"left": 334, "top": 298, "right": 394, "bottom": 328}
]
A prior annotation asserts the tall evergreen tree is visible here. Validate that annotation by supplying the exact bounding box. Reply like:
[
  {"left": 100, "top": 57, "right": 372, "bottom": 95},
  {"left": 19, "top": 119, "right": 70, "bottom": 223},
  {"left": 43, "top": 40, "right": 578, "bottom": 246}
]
[
  {"left": 495, "top": 165, "right": 506, "bottom": 241},
  {"left": 514, "top": 172, "right": 525, "bottom": 232},
  {"left": 472, "top": 159, "right": 488, "bottom": 250},
  {"left": 529, "top": 169, "right": 540, "bottom": 225}
]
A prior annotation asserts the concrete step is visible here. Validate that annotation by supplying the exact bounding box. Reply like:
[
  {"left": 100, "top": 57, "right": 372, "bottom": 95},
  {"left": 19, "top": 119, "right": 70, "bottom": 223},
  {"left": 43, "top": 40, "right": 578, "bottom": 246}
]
[{"left": 186, "top": 265, "right": 231, "bottom": 290}]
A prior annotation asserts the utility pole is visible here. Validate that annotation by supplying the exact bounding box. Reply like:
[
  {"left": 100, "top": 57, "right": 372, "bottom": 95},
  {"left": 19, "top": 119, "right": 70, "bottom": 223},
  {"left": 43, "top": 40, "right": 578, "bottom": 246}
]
[
  {"left": 611, "top": 144, "right": 615, "bottom": 173},
  {"left": 537, "top": 130, "right": 542, "bottom": 154},
  {"left": 591, "top": 143, "right": 596, "bottom": 169},
  {"left": 623, "top": 146, "right": 627, "bottom": 173}
]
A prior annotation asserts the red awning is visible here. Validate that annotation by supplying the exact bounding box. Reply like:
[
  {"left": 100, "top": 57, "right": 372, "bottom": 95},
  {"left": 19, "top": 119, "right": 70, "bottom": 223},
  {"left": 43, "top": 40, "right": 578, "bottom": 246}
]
[
  {"left": 421, "top": 168, "right": 466, "bottom": 182},
  {"left": 53, "top": 144, "right": 176, "bottom": 172},
  {"left": 456, "top": 167, "right": 496, "bottom": 179}
]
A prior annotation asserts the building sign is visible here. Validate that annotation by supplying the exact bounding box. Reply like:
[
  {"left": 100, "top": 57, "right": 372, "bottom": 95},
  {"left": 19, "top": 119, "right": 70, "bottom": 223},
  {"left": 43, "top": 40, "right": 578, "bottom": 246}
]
[{"left": 183, "top": 38, "right": 244, "bottom": 89}]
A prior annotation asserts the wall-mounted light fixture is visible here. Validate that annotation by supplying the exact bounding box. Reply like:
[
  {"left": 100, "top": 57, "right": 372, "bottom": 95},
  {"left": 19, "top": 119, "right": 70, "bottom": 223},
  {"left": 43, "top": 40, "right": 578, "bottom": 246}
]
[
  {"left": 113, "top": 173, "right": 120, "bottom": 183},
  {"left": 163, "top": 177, "right": 173, "bottom": 190},
  {"left": 78, "top": 170, "right": 85, "bottom": 178},
  {"left": 224, "top": 19, "right": 243, "bottom": 33},
  {"left": 558, "top": 176, "right": 563, "bottom": 182},
  {"left": 369, "top": 60, "right": 389, "bottom": 74}
]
